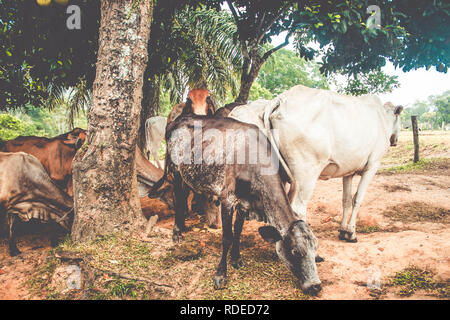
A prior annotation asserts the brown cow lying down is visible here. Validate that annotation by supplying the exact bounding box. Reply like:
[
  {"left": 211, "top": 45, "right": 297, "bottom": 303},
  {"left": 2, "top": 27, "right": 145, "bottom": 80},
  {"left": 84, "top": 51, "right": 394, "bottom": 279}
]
[
  {"left": 0, "top": 128, "right": 86, "bottom": 197},
  {"left": 0, "top": 152, "right": 73, "bottom": 256},
  {"left": 157, "top": 114, "right": 322, "bottom": 295}
]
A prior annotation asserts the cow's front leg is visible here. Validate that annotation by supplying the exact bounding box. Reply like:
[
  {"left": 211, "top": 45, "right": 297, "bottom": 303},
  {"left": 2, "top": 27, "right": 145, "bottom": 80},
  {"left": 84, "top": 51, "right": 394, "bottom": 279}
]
[
  {"left": 214, "top": 203, "right": 233, "bottom": 289},
  {"left": 230, "top": 209, "right": 245, "bottom": 269},
  {"left": 7, "top": 213, "right": 21, "bottom": 256},
  {"left": 172, "top": 173, "right": 189, "bottom": 242},
  {"left": 339, "top": 175, "right": 353, "bottom": 241},
  {"left": 345, "top": 166, "right": 378, "bottom": 242}
]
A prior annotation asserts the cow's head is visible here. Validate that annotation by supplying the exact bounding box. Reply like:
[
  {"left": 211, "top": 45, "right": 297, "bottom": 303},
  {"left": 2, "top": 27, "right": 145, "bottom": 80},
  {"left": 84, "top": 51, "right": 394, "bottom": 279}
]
[
  {"left": 182, "top": 88, "right": 215, "bottom": 117},
  {"left": 62, "top": 129, "right": 87, "bottom": 150},
  {"left": 259, "top": 220, "right": 321, "bottom": 295},
  {"left": 384, "top": 102, "right": 403, "bottom": 146}
]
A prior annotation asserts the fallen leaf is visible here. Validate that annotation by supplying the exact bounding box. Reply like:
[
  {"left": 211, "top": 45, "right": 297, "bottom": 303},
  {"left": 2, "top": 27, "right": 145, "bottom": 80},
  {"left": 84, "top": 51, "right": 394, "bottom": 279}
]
[
  {"left": 322, "top": 216, "right": 331, "bottom": 223},
  {"left": 103, "top": 273, "right": 112, "bottom": 281},
  {"left": 378, "top": 247, "right": 384, "bottom": 252},
  {"left": 108, "top": 260, "right": 119, "bottom": 265},
  {"left": 0, "top": 269, "right": 5, "bottom": 275},
  {"left": 192, "top": 227, "right": 200, "bottom": 232}
]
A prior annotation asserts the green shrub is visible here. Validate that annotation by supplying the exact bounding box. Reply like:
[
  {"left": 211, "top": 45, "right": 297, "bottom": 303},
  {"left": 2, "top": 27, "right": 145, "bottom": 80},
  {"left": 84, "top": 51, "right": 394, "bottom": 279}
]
[{"left": 0, "top": 113, "right": 40, "bottom": 141}]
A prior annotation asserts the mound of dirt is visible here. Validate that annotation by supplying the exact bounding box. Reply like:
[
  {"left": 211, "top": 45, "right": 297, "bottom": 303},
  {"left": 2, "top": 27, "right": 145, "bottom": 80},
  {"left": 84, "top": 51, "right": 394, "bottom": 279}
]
[{"left": 383, "top": 201, "right": 449, "bottom": 223}]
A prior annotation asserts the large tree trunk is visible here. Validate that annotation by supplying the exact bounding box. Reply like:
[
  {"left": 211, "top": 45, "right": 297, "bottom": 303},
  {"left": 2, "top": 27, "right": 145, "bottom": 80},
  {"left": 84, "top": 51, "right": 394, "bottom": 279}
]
[
  {"left": 71, "top": 0, "right": 153, "bottom": 243},
  {"left": 234, "top": 52, "right": 263, "bottom": 104},
  {"left": 138, "top": 72, "right": 160, "bottom": 153}
]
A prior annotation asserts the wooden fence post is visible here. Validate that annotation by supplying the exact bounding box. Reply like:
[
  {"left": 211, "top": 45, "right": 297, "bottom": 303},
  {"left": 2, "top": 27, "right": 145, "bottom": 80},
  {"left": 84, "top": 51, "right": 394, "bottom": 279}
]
[{"left": 411, "top": 115, "right": 419, "bottom": 163}]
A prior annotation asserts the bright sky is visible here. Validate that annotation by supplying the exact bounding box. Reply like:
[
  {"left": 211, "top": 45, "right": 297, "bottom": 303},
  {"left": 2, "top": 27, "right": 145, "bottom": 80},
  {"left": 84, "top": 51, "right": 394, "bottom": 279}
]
[{"left": 271, "top": 33, "right": 450, "bottom": 109}]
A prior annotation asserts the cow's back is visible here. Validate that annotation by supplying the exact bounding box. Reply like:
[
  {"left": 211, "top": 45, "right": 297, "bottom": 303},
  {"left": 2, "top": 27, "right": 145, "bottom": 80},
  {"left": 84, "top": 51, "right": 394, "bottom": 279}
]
[
  {"left": 0, "top": 152, "right": 72, "bottom": 223},
  {"left": 272, "top": 85, "right": 389, "bottom": 176}
]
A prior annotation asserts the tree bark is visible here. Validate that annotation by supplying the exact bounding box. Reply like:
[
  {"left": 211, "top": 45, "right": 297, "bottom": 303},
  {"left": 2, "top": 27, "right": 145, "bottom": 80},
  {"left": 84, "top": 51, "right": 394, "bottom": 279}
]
[{"left": 71, "top": 0, "right": 153, "bottom": 243}]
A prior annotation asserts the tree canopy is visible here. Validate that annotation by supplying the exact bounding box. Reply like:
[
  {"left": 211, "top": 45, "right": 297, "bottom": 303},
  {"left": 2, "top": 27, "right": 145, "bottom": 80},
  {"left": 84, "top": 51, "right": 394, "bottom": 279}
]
[
  {"left": 1, "top": 0, "right": 448, "bottom": 110},
  {"left": 0, "top": 0, "right": 100, "bottom": 110}
]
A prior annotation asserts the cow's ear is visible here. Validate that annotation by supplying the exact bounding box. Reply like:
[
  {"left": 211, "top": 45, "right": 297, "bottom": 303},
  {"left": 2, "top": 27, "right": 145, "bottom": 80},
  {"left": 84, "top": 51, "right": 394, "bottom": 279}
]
[
  {"left": 182, "top": 99, "right": 193, "bottom": 115},
  {"left": 258, "top": 226, "right": 282, "bottom": 243},
  {"left": 394, "top": 105, "right": 403, "bottom": 115},
  {"left": 62, "top": 139, "right": 76, "bottom": 147}
]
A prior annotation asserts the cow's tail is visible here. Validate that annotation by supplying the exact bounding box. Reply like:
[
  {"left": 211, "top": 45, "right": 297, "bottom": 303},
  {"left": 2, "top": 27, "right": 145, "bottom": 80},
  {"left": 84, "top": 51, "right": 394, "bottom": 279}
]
[{"left": 263, "top": 98, "right": 296, "bottom": 203}]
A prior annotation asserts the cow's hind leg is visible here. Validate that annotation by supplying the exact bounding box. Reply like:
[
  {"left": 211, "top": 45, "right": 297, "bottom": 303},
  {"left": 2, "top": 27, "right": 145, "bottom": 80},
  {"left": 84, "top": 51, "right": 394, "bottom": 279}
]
[
  {"left": 214, "top": 203, "right": 233, "bottom": 289},
  {"left": 290, "top": 165, "right": 323, "bottom": 221},
  {"left": 172, "top": 173, "right": 189, "bottom": 242},
  {"left": 7, "top": 213, "right": 21, "bottom": 256},
  {"left": 339, "top": 175, "right": 353, "bottom": 241},
  {"left": 230, "top": 208, "right": 245, "bottom": 269},
  {"left": 345, "top": 166, "right": 378, "bottom": 242},
  {"left": 50, "top": 221, "right": 63, "bottom": 248}
]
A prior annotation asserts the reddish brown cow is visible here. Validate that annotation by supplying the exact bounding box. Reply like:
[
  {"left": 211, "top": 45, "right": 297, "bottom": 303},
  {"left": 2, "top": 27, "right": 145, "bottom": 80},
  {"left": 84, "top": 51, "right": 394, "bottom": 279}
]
[
  {"left": 167, "top": 88, "right": 215, "bottom": 124},
  {"left": 0, "top": 128, "right": 87, "bottom": 197},
  {"left": 1, "top": 129, "right": 175, "bottom": 226}
]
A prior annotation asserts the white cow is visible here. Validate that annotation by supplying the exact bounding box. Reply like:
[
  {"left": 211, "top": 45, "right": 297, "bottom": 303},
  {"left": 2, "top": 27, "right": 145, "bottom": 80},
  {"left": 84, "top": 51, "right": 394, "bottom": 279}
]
[
  {"left": 229, "top": 85, "right": 403, "bottom": 242},
  {"left": 145, "top": 116, "right": 167, "bottom": 169}
]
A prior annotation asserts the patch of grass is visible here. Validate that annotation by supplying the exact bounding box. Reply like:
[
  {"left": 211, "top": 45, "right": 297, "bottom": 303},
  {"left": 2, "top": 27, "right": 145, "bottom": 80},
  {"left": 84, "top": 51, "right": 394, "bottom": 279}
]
[
  {"left": 388, "top": 266, "right": 449, "bottom": 298},
  {"left": 106, "top": 279, "right": 147, "bottom": 299},
  {"left": 356, "top": 225, "right": 379, "bottom": 234},
  {"left": 383, "top": 201, "right": 449, "bottom": 223},
  {"left": 383, "top": 184, "right": 412, "bottom": 193},
  {"left": 379, "top": 158, "right": 449, "bottom": 174},
  {"left": 200, "top": 245, "right": 310, "bottom": 300},
  {"left": 26, "top": 252, "right": 60, "bottom": 298}
]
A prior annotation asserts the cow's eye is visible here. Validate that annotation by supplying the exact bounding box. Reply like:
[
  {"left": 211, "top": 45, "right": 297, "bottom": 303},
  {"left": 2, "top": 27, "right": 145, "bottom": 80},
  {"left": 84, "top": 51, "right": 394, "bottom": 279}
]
[{"left": 291, "top": 249, "right": 304, "bottom": 257}]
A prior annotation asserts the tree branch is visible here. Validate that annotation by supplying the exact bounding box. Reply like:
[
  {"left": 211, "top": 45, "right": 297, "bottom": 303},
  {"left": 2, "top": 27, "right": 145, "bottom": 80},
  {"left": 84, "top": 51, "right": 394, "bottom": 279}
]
[
  {"left": 227, "top": 0, "right": 248, "bottom": 58},
  {"left": 226, "top": 0, "right": 240, "bottom": 24},
  {"left": 261, "top": 31, "right": 293, "bottom": 62},
  {"left": 257, "top": 5, "right": 289, "bottom": 44}
]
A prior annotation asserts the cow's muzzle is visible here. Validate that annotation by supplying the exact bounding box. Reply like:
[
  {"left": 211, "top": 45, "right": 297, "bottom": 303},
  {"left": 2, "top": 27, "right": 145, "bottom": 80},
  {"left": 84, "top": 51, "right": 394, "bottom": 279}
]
[
  {"left": 390, "top": 135, "right": 397, "bottom": 147},
  {"left": 302, "top": 281, "right": 322, "bottom": 296}
]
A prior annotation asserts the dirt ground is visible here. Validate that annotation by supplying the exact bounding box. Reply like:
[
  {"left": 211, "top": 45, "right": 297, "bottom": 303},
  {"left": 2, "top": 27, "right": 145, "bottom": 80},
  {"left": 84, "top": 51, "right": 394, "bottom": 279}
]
[
  {"left": 1, "top": 167, "right": 448, "bottom": 300},
  {"left": 1, "top": 131, "right": 449, "bottom": 300}
]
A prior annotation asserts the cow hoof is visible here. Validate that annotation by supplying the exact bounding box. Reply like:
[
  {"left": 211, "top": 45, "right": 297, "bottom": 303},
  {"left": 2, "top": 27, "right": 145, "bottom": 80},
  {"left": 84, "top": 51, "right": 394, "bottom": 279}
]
[
  {"left": 213, "top": 275, "right": 227, "bottom": 290},
  {"left": 9, "top": 249, "right": 21, "bottom": 257},
  {"left": 315, "top": 255, "right": 324, "bottom": 263},
  {"left": 346, "top": 237, "right": 358, "bottom": 243},
  {"left": 231, "top": 258, "right": 244, "bottom": 269},
  {"left": 50, "top": 238, "right": 60, "bottom": 248},
  {"left": 172, "top": 232, "right": 184, "bottom": 243},
  {"left": 338, "top": 231, "right": 347, "bottom": 241}
]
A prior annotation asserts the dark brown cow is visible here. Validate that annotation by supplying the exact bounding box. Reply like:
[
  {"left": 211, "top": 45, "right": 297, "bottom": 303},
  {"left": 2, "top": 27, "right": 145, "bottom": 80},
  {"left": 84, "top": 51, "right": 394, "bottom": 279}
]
[
  {"left": 0, "top": 152, "right": 73, "bottom": 256},
  {"left": 161, "top": 113, "right": 321, "bottom": 295},
  {"left": 0, "top": 128, "right": 87, "bottom": 197},
  {"left": 158, "top": 88, "right": 221, "bottom": 225}
]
